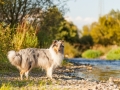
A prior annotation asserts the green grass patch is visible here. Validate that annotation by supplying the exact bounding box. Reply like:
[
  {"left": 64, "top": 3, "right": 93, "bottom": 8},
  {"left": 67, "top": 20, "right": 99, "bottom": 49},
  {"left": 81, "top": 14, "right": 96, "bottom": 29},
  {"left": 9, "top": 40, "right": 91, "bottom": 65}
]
[
  {"left": 106, "top": 47, "right": 120, "bottom": 60},
  {"left": 0, "top": 83, "right": 12, "bottom": 90},
  {"left": 0, "top": 75, "right": 53, "bottom": 89},
  {"left": 82, "top": 49, "right": 102, "bottom": 59},
  {"left": 0, "top": 79, "right": 57, "bottom": 90}
]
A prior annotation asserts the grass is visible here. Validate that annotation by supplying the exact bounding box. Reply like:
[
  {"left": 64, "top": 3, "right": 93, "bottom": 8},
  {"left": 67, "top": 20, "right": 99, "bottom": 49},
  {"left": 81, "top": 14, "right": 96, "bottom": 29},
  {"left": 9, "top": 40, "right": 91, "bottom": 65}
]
[
  {"left": 82, "top": 49, "right": 102, "bottom": 59},
  {"left": 0, "top": 77, "right": 68, "bottom": 90},
  {"left": 0, "top": 83, "right": 12, "bottom": 90},
  {"left": 0, "top": 80, "right": 52, "bottom": 90},
  {"left": 106, "top": 47, "right": 120, "bottom": 60}
]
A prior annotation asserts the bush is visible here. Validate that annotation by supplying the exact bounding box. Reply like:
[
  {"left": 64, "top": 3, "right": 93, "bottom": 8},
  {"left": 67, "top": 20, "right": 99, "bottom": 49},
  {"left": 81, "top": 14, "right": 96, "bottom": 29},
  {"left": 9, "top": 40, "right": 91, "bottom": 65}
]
[
  {"left": 0, "top": 23, "right": 13, "bottom": 62},
  {"left": 64, "top": 42, "right": 80, "bottom": 58},
  {"left": 0, "top": 24, "right": 12, "bottom": 52},
  {"left": 82, "top": 49, "right": 102, "bottom": 59},
  {"left": 0, "top": 22, "right": 38, "bottom": 63},
  {"left": 106, "top": 47, "right": 120, "bottom": 60},
  {"left": 12, "top": 22, "right": 38, "bottom": 50}
]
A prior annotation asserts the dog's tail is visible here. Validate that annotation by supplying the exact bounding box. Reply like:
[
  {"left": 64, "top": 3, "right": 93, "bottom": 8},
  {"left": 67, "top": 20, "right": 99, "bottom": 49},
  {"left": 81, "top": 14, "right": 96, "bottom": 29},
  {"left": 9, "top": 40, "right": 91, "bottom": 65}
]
[{"left": 7, "top": 50, "right": 21, "bottom": 68}]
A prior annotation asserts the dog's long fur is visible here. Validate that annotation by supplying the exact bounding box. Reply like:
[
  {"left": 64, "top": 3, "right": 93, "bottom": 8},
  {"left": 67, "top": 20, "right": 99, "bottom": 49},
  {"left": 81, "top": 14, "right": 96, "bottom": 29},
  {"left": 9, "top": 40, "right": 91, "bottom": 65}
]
[{"left": 7, "top": 40, "right": 64, "bottom": 80}]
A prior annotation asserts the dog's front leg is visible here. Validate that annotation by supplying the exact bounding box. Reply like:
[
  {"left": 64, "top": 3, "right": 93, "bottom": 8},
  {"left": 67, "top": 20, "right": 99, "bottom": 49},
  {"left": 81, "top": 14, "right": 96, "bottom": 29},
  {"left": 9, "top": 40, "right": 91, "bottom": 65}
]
[
  {"left": 25, "top": 71, "right": 29, "bottom": 80},
  {"left": 46, "top": 67, "right": 53, "bottom": 79}
]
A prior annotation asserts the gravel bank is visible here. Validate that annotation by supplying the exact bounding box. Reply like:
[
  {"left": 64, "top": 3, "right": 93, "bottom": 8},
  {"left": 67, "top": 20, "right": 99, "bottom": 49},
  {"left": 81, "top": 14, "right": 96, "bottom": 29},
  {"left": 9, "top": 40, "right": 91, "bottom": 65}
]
[{"left": 0, "top": 63, "right": 120, "bottom": 90}]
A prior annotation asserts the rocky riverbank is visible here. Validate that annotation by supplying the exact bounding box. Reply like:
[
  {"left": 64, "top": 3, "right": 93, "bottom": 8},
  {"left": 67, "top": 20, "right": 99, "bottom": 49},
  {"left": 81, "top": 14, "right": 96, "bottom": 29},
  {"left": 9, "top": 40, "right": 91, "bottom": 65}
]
[{"left": 0, "top": 63, "right": 120, "bottom": 90}]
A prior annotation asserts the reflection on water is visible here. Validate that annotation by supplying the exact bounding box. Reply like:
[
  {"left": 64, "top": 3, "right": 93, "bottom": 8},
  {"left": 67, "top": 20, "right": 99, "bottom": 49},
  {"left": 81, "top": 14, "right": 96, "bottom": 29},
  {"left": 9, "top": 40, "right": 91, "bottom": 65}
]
[{"left": 69, "top": 58, "right": 120, "bottom": 81}]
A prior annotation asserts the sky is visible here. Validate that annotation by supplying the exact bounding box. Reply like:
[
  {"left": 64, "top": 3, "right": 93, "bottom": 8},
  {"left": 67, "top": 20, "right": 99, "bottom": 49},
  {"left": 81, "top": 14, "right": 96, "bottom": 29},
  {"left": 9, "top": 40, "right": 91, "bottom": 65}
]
[{"left": 65, "top": 0, "right": 120, "bottom": 30}]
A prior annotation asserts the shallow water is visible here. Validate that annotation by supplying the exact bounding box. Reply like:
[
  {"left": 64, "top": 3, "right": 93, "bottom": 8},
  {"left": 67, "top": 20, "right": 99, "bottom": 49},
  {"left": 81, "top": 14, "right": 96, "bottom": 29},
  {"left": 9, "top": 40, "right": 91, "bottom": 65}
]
[{"left": 69, "top": 58, "right": 120, "bottom": 81}]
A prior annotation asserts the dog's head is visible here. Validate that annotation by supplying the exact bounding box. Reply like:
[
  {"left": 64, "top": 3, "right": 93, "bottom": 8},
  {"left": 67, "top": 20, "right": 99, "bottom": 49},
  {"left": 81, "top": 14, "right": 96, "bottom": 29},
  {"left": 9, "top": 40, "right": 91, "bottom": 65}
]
[{"left": 52, "top": 40, "right": 64, "bottom": 54}]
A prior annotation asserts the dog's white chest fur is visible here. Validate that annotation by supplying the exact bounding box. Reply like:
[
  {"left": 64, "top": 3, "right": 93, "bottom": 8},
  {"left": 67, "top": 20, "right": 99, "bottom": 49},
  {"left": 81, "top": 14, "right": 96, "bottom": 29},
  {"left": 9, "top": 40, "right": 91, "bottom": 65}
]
[{"left": 49, "top": 47, "right": 64, "bottom": 66}]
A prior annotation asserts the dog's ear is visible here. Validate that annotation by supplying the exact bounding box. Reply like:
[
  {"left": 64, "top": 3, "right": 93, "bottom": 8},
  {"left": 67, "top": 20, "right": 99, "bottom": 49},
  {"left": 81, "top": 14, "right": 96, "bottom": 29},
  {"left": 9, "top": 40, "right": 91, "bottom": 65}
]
[{"left": 52, "top": 40, "right": 57, "bottom": 45}]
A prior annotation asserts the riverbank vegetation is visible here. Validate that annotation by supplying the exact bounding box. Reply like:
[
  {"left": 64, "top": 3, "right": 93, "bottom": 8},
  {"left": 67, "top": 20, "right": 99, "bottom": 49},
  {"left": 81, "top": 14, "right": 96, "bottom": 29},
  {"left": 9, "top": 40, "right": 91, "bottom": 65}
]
[
  {"left": 106, "top": 47, "right": 120, "bottom": 60},
  {"left": 82, "top": 49, "right": 102, "bottom": 59}
]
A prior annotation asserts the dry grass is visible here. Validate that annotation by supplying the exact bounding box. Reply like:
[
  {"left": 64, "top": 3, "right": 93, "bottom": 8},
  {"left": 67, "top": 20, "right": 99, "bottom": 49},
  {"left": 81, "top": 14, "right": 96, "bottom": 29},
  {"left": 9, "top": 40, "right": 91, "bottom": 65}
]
[
  {"left": 12, "top": 21, "right": 38, "bottom": 50},
  {"left": 64, "top": 42, "right": 80, "bottom": 58}
]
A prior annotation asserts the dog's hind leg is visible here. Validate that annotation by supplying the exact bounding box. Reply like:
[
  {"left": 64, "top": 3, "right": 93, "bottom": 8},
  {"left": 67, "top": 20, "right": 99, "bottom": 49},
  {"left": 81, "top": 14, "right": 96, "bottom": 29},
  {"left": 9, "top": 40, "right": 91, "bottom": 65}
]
[
  {"left": 20, "top": 71, "right": 24, "bottom": 80},
  {"left": 24, "top": 61, "right": 32, "bottom": 80}
]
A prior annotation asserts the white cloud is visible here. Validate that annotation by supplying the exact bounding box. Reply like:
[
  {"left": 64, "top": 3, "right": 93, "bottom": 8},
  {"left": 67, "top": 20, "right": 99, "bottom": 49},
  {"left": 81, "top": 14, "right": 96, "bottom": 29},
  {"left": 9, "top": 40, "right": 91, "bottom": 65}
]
[
  {"left": 64, "top": 16, "right": 73, "bottom": 22},
  {"left": 75, "top": 16, "right": 82, "bottom": 21},
  {"left": 84, "top": 17, "right": 97, "bottom": 23},
  {"left": 64, "top": 16, "right": 98, "bottom": 29}
]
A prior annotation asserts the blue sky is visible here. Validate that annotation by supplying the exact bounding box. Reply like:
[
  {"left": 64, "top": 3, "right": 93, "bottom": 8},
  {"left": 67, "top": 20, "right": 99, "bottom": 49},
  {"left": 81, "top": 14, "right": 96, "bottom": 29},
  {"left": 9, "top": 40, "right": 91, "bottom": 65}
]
[{"left": 65, "top": 0, "right": 120, "bottom": 29}]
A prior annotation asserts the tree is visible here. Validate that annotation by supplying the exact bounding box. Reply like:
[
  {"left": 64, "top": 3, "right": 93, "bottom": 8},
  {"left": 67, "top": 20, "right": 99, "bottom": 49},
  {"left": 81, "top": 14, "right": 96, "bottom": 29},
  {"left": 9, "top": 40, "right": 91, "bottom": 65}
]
[
  {"left": 37, "top": 6, "right": 80, "bottom": 48},
  {"left": 0, "top": 0, "right": 67, "bottom": 26},
  {"left": 90, "top": 15, "right": 120, "bottom": 46},
  {"left": 80, "top": 25, "right": 93, "bottom": 46},
  {"left": 37, "top": 6, "right": 65, "bottom": 48},
  {"left": 109, "top": 9, "right": 120, "bottom": 20},
  {"left": 80, "top": 9, "right": 120, "bottom": 46},
  {"left": 56, "top": 21, "right": 79, "bottom": 44},
  {"left": 82, "top": 25, "right": 90, "bottom": 36}
]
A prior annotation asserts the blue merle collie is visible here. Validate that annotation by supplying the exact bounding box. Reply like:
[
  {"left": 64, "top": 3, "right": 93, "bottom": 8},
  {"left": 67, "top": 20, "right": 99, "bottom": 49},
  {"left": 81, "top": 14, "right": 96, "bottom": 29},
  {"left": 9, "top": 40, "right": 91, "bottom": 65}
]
[{"left": 7, "top": 40, "right": 64, "bottom": 80}]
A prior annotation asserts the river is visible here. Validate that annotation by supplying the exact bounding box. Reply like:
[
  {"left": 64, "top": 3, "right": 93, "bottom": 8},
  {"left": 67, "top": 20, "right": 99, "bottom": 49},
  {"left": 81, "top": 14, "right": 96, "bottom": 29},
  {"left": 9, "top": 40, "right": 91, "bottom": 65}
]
[{"left": 69, "top": 58, "right": 120, "bottom": 81}]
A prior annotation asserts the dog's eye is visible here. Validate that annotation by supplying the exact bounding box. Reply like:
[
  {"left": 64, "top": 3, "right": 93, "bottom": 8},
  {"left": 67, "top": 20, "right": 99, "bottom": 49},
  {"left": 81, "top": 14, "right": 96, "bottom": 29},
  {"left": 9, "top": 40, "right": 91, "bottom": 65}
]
[{"left": 60, "top": 44, "right": 64, "bottom": 47}]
